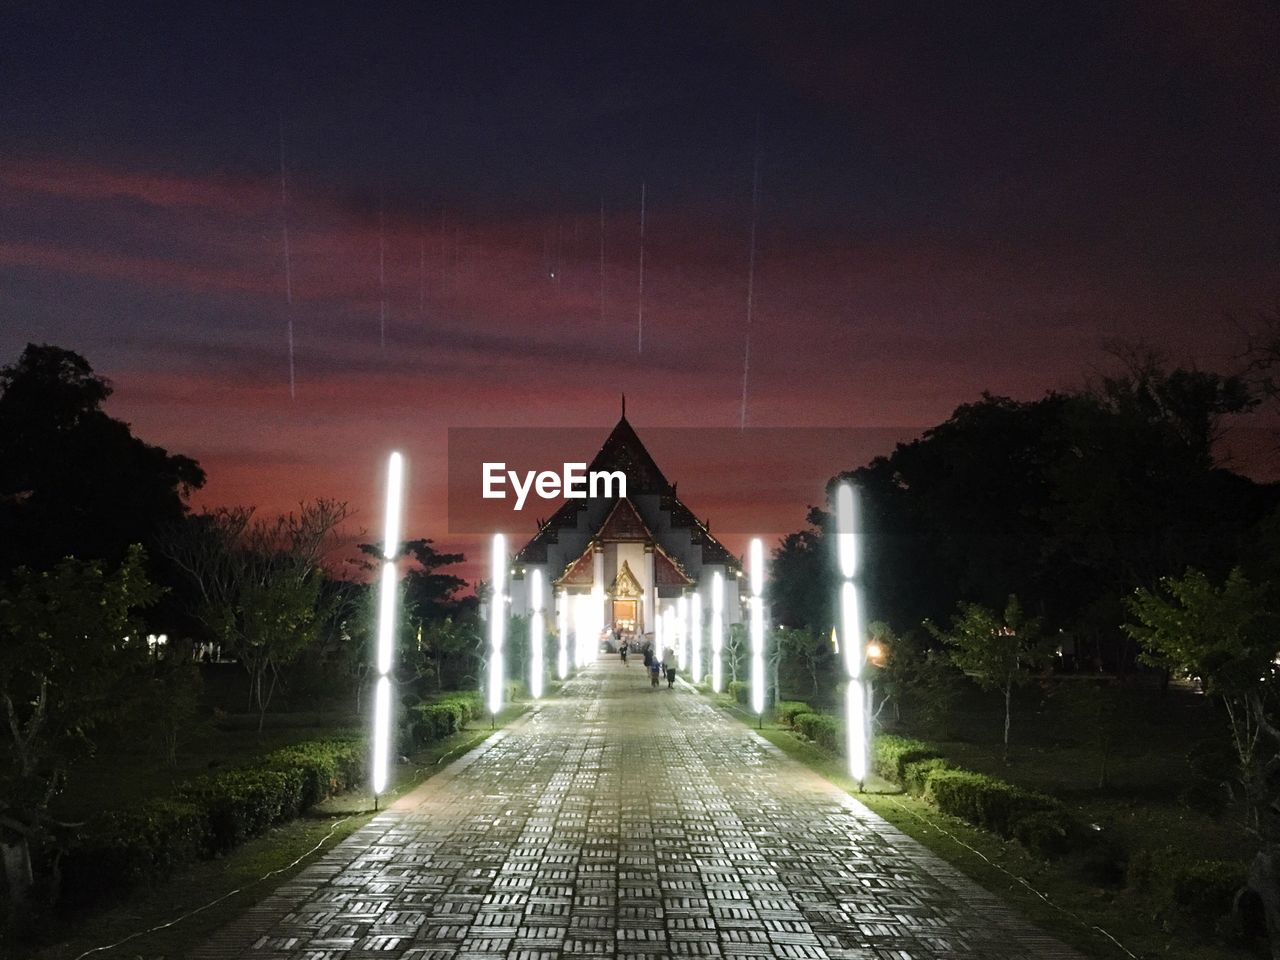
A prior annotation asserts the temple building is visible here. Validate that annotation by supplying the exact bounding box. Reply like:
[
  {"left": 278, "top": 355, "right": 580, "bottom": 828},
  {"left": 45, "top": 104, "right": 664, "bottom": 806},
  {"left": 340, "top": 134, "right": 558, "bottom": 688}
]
[{"left": 509, "top": 412, "right": 743, "bottom": 643}]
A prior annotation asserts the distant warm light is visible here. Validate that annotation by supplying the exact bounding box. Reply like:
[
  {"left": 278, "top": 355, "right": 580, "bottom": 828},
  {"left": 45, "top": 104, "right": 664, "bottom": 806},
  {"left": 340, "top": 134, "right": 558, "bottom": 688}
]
[
  {"left": 557, "top": 588, "right": 569, "bottom": 679},
  {"left": 710, "top": 571, "right": 724, "bottom": 693},
  {"left": 749, "top": 537, "right": 765, "bottom": 715},
  {"left": 372, "top": 451, "right": 404, "bottom": 798},
  {"left": 530, "top": 569, "right": 544, "bottom": 699},
  {"left": 866, "top": 640, "right": 884, "bottom": 664},
  {"left": 488, "top": 533, "right": 507, "bottom": 715}
]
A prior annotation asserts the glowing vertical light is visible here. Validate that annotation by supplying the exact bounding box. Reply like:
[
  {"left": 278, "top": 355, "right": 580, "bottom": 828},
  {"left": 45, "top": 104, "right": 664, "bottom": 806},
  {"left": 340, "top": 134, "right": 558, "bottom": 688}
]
[
  {"left": 530, "top": 569, "right": 544, "bottom": 699},
  {"left": 655, "top": 601, "right": 664, "bottom": 658},
  {"left": 710, "top": 572, "right": 724, "bottom": 693},
  {"left": 749, "top": 538, "right": 765, "bottom": 716},
  {"left": 372, "top": 451, "right": 404, "bottom": 798},
  {"left": 488, "top": 533, "right": 507, "bottom": 716},
  {"left": 836, "top": 481, "right": 868, "bottom": 787},
  {"left": 592, "top": 585, "right": 605, "bottom": 664},
  {"left": 557, "top": 589, "right": 569, "bottom": 679},
  {"left": 573, "top": 594, "right": 588, "bottom": 668},
  {"left": 676, "top": 595, "right": 688, "bottom": 669},
  {"left": 691, "top": 592, "right": 703, "bottom": 684},
  {"left": 372, "top": 675, "right": 391, "bottom": 794}
]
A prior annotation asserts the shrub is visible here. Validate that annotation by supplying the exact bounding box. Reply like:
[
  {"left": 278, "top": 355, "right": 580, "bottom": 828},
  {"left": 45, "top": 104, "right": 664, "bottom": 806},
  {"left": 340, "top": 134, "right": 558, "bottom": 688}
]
[
  {"left": 260, "top": 739, "right": 363, "bottom": 808},
  {"left": 410, "top": 702, "right": 463, "bottom": 744},
  {"left": 872, "top": 735, "right": 942, "bottom": 785},
  {"left": 60, "top": 799, "right": 210, "bottom": 906},
  {"left": 59, "top": 735, "right": 365, "bottom": 909},
  {"left": 793, "top": 712, "right": 842, "bottom": 754},
  {"left": 923, "top": 769, "right": 1058, "bottom": 837},
  {"left": 441, "top": 692, "right": 482, "bottom": 725},
  {"left": 1127, "top": 847, "right": 1245, "bottom": 936},
  {"left": 775, "top": 701, "right": 813, "bottom": 727},
  {"left": 901, "top": 757, "right": 950, "bottom": 796},
  {"left": 1012, "top": 808, "right": 1084, "bottom": 860},
  {"left": 178, "top": 767, "right": 305, "bottom": 852},
  {"left": 727, "top": 681, "right": 750, "bottom": 705}
]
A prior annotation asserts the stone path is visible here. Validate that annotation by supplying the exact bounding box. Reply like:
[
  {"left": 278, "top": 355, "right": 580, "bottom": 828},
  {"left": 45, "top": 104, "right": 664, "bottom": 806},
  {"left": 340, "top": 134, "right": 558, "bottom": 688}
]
[{"left": 194, "top": 661, "right": 1086, "bottom": 960}]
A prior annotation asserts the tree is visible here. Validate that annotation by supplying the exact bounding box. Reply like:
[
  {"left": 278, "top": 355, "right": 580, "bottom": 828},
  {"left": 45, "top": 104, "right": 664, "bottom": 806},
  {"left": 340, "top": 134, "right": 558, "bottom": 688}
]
[
  {"left": 0, "top": 546, "right": 158, "bottom": 907},
  {"left": 725, "top": 623, "right": 747, "bottom": 684},
  {"left": 769, "top": 521, "right": 832, "bottom": 633},
  {"left": 1124, "top": 568, "right": 1279, "bottom": 835},
  {"left": 0, "top": 344, "right": 204, "bottom": 576},
  {"left": 932, "top": 595, "right": 1050, "bottom": 761},
  {"left": 160, "top": 501, "right": 351, "bottom": 731}
]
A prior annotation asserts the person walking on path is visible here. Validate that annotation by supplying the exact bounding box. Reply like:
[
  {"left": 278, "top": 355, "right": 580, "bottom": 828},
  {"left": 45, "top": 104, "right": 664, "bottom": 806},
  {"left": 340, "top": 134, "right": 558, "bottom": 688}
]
[
  {"left": 620, "top": 638, "right": 629, "bottom": 666},
  {"left": 664, "top": 646, "right": 677, "bottom": 689},
  {"left": 649, "top": 655, "right": 661, "bottom": 689}
]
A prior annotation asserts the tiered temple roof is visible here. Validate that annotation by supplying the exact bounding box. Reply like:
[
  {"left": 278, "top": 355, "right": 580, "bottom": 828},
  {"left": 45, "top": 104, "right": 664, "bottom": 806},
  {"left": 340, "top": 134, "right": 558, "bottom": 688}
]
[{"left": 515, "top": 415, "right": 740, "bottom": 572}]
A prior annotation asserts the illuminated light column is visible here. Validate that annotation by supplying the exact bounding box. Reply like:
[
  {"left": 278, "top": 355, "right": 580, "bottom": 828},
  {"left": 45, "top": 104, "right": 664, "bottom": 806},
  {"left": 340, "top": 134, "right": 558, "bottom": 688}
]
[
  {"left": 487, "top": 533, "right": 507, "bottom": 717},
  {"left": 837, "top": 482, "right": 868, "bottom": 786},
  {"left": 749, "top": 538, "right": 766, "bottom": 717},
  {"left": 690, "top": 592, "right": 703, "bottom": 684},
  {"left": 654, "top": 601, "right": 664, "bottom": 659},
  {"left": 676, "top": 595, "right": 688, "bottom": 669},
  {"left": 557, "top": 589, "right": 569, "bottom": 679},
  {"left": 592, "top": 584, "right": 605, "bottom": 663},
  {"left": 372, "top": 451, "right": 404, "bottom": 798},
  {"left": 573, "top": 594, "right": 589, "bottom": 668},
  {"left": 710, "top": 572, "right": 724, "bottom": 693},
  {"left": 530, "top": 569, "right": 545, "bottom": 699}
]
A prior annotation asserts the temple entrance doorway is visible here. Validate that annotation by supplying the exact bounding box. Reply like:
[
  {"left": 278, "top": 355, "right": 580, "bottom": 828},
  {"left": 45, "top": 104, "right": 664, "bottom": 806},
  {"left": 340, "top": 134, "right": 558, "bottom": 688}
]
[{"left": 612, "top": 599, "right": 638, "bottom": 636}]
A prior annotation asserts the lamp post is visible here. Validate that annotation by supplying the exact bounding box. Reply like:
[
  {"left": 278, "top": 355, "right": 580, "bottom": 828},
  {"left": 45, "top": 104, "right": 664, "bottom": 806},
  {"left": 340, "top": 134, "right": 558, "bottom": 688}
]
[
  {"left": 556, "top": 588, "right": 569, "bottom": 680},
  {"left": 676, "top": 594, "right": 688, "bottom": 670},
  {"left": 836, "top": 482, "right": 868, "bottom": 788},
  {"left": 371, "top": 451, "right": 404, "bottom": 803},
  {"left": 529, "top": 569, "right": 544, "bottom": 699},
  {"left": 749, "top": 538, "right": 766, "bottom": 722},
  {"left": 487, "top": 533, "right": 507, "bottom": 719},
  {"left": 710, "top": 572, "right": 724, "bottom": 693},
  {"left": 690, "top": 592, "right": 703, "bottom": 684}
]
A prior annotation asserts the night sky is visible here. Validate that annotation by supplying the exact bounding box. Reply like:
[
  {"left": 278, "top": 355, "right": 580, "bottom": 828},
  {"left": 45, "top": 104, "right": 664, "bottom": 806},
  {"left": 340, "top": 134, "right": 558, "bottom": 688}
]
[{"left": 3, "top": 2, "right": 1277, "bottom": 574}]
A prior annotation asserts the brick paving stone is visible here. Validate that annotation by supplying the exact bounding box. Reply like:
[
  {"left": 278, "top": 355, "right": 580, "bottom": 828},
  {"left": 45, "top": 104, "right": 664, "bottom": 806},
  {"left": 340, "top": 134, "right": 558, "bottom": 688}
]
[{"left": 193, "top": 662, "right": 1088, "bottom": 960}]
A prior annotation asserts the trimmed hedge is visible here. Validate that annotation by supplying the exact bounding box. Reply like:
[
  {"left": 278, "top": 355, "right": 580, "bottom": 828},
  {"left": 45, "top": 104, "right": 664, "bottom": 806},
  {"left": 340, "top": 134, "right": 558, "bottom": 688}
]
[
  {"left": 775, "top": 701, "right": 813, "bottom": 727},
  {"left": 902, "top": 757, "right": 950, "bottom": 796},
  {"left": 924, "top": 769, "right": 1059, "bottom": 838},
  {"left": 60, "top": 737, "right": 364, "bottom": 908},
  {"left": 727, "top": 681, "right": 749, "bottom": 705},
  {"left": 872, "top": 735, "right": 942, "bottom": 785},
  {"left": 1011, "top": 808, "right": 1082, "bottom": 860},
  {"left": 793, "top": 712, "right": 842, "bottom": 754}
]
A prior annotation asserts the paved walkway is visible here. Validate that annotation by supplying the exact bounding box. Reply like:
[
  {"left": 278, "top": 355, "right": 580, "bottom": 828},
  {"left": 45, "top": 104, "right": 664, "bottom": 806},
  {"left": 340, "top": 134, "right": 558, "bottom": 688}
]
[{"left": 195, "top": 661, "right": 1085, "bottom": 960}]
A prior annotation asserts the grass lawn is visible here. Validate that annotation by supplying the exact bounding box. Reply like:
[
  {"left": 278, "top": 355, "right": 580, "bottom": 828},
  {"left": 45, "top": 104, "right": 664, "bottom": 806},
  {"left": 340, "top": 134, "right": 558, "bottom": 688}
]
[
  {"left": 23, "top": 701, "right": 527, "bottom": 960},
  {"left": 707, "top": 689, "right": 1261, "bottom": 960}
]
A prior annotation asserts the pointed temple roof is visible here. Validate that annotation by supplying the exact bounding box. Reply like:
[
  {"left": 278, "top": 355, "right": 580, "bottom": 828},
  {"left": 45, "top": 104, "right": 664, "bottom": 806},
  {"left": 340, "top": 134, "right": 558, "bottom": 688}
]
[
  {"left": 515, "top": 415, "right": 740, "bottom": 571},
  {"left": 597, "top": 498, "right": 653, "bottom": 541}
]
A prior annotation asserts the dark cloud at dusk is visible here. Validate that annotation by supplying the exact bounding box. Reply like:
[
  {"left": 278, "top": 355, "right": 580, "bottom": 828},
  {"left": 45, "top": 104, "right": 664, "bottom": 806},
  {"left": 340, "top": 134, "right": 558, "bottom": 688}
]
[{"left": 2, "top": 2, "right": 1278, "bottom": 579}]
